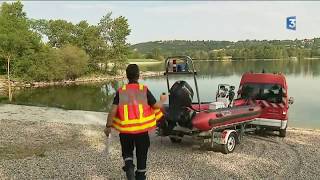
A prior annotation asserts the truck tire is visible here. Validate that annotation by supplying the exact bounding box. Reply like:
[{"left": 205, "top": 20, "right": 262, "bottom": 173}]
[
  {"left": 279, "top": 128, "right": 286, "bottom": 137},
  {"left": 221, "top": 132, "right": 237, "bottom": 154}
]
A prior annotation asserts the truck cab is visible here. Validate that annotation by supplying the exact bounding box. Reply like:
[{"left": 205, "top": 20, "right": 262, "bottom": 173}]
[{"left": 234, "top": 72, "right": 294, "bottom": 137}]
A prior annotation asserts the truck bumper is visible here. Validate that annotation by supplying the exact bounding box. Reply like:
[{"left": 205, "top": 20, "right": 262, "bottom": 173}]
[{"left": 250, "top": 118, "right": 287, "bottom": 130}]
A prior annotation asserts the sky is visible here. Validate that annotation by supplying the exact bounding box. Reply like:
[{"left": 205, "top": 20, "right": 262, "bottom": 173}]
[{"left": 16, "top": 1, "right": 320, "bottom": 44}]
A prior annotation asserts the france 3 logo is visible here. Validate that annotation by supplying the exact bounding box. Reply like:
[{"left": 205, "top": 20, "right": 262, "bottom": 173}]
[{"left": 286, "top": 16, "right": 296, "bottom": 30}]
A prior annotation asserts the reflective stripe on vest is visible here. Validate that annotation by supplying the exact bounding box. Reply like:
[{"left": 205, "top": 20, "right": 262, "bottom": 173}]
[
  {"left": 113, "top": 120, "right": 156, "bottom": 134},
  {"left": 154, "top": 108, "right": 163, "bottom": 121},
  {"left": 113, "top": 83, "right": 163, "bottom": 134}
]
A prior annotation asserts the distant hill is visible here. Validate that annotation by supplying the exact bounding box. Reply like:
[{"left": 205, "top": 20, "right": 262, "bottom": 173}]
[
  {"left": 131, "top": 40, "right": 233, "bottom": 55},
  {"left": 130, "top": 39, "right": 320, "bottom": 60}
]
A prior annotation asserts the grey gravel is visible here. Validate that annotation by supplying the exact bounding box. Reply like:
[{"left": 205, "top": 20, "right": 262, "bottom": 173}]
[{"left": 0, "top": 104, "right": 320, "bottom": 179}]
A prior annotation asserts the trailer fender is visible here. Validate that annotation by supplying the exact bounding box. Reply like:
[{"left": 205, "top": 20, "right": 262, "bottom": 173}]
[{"left": 212, "top": 129, "right": 237, "bottom": 145}]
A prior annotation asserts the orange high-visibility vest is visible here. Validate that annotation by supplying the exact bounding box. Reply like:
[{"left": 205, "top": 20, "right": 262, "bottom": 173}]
[{"left": 112, "top": 83, "right": 163, "bottom": 134}]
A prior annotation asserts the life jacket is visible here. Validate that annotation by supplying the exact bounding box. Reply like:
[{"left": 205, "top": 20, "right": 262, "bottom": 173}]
[{"left": 113, "top": 83, "right": 163, "bottom": 134}]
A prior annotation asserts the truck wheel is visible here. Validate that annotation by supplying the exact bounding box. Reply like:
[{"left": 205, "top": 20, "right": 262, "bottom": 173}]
[
  {"left": 221, "top": 132, "right": 237, "bottom": 154},
  {"left": 169, "top": 137, "right": 182, "bottom": 143},
  {"left": 279, "top": 128, "right": 286, "bottom": 137}
]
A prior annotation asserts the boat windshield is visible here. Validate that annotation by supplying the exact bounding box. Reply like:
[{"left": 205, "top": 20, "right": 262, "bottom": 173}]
[{"left": 239, "top": 83, "right": 285, "bottom": 103}]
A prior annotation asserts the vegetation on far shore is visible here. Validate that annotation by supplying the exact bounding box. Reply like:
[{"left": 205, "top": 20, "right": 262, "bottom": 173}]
[{"left": 131, "top": 39, "right": 320, "bottom": 61}]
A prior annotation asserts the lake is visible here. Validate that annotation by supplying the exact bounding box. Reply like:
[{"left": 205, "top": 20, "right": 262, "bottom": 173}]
[{"left": 1, "top": 59, "right": 320, "bottom": 129}]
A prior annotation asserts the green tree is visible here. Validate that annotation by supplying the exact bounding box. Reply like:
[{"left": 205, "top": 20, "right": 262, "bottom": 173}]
[
  {"left": 199, "top": 50, "right": 209, "bottom": 60},
  {"left": 191, "top": 50, "right": 201, "bottom": 60},
  {"left": 32, "top": 19, "right": 109, "bottom": 72},
  {"left": 99, "top": 13, "right": 131, "bottom": 73},
  {"left": 14, "top": 45, "right": 89, "bottom": 82},
  {"left": 60, "top": 45, "right": 89, "bottom": 80},
  {"left": 73, "top": 20, "right": 108, "bottom": 71},
  {"left": 217, "top": 50, "right": 226, "bottom": 60},
  {"left": 151, "top": 48, "right": 164, "bottom": 61},
  {"left": 312, "top": 39, "right": 320, "bottom": 57},
  {"left": 209, "top": 50, "right": 218, "bottom": 60},
  {"left": 0, "top": 1, "right": 42, "bottom": 100},
  {"left": 44, "top": 19, "right": 75, "bottom": 48},
  {"left": 128, "top": 49, "right": 144, "bottom": 59},
  {"left": 145, "top": 53, "right": 153, "bottom": 59},
  {"left": 14, "top": 46, "right": 65, "bottom": 82},
  {"left": 109, "top": 15, "right": 131, "bottom": 71}
]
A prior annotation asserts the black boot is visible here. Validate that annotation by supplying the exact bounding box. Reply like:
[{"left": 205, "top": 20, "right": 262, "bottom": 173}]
[
  {"left": 135, "top": 171, "right": 146, "bottom": 180},
  {"left": 122, "top": 163, "right": 135, "bottom": 180}
]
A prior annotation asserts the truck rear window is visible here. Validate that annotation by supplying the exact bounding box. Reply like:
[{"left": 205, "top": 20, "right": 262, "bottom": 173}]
[{"left": 239, "top": 83, "right": 284, "bottom": 103}]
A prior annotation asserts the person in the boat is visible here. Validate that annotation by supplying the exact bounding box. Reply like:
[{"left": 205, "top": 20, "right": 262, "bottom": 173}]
[
  {"left": 177, "top": 64, "right": 182, "bottom": 72},
  {"left": 218, "top": 85, "right": 228, "bottom": 98}
]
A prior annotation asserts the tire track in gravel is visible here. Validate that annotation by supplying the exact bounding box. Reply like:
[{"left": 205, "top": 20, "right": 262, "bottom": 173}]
[
  {"left": 238, "top": 136, "right": 267, "bottom": 159},
  {"left": 248, "top": 135, "right": 303, "bottom": 179},
  {"left": 249, "top": 135, "right": 283, "bottom": 179},
  {"left": 240, "top": 135, "right": 271, "bottom": 178},
  {"left": 274, "top": 139, "right": 303, "bottom": 179}
]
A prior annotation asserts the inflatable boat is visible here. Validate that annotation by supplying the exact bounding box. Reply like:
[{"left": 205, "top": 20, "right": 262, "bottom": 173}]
[
  {"left": 159, "top": 77, "right": 261, "bottom": 135},
  {"left": 192, "top": 104, "right": 262, "bottom": 131}
]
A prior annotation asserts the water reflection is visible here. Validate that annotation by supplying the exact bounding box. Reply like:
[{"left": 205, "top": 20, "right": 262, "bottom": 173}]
[
  {"left": 193, "top": 59, "right": 320, "bottom": 77},
  {"left": 139, "top": 59, "right": 320, "bottom": 77},
  {"left": 7, "top": 81, "right": 124, "bottom": 112}
]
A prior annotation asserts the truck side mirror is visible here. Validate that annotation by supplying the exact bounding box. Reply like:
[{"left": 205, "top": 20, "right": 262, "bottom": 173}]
[{"left": 288, "top": 97, "right": 294, "bottom": 105}]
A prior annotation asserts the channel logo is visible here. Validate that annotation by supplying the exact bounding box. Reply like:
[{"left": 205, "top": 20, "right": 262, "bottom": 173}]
[{"left": 286, "top": 16, "right": 296, "bottom": 30}]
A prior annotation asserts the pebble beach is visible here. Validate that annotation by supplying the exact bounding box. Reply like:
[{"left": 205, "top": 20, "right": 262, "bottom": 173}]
[{"left": 0, "top": 104, "right": 320, "bottom": 179}]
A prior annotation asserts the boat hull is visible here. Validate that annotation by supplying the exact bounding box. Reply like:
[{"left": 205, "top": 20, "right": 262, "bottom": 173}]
[{"left": 192, "top": 105, "right": 262, "bottom": 131}]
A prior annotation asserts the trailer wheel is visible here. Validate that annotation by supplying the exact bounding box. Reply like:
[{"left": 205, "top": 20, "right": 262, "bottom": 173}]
[
  {"left": 221, "top": 132, "right": 237, "bottom": 154},
  {"left": 169, "top": 137, "right": 182, "bottom": 143},
  {"left": 279, "top": 128, "right": 286, "bottom": 137}
]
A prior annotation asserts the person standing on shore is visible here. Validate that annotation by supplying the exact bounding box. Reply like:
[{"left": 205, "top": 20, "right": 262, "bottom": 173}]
[{"left": 104, "top": 64, "right": 167, "bottom": 180}]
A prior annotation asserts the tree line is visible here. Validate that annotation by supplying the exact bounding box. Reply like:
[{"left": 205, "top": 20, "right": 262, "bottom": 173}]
[
  {"left": 0, "top": 1, "right": 131, "bottom": 82},
  {"left": 131, "top": 39, "right": 320, "bottom": 60}
]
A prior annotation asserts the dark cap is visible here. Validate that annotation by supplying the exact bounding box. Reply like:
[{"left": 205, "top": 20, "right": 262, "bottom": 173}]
[{"left": 126, "top": 64, "right": 140, "bottom": 81}]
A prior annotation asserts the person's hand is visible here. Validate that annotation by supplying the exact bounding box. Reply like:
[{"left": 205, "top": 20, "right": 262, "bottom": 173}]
[
  {"left": 104, "top": 127, "right": 111, "bottom": 137},
  {"left": 160, "top": 93, "right": 168, "bottom": 103}
]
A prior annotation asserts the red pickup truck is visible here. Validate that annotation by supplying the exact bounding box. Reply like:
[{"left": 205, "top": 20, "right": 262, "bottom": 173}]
[{"left": 234, "top": 72, "right": 294, "bottom": 137}]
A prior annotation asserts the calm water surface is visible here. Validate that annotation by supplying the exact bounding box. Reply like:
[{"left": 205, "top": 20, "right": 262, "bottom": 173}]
[{"left": 1, "top": 60, "right": 320, "bottom": 129}]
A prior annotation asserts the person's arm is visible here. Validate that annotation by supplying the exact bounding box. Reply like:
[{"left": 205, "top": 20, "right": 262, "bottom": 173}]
[
  {"left": 146, "top": 89, "right": 167, "bottom": 108},
  {"left": 104, "top": 105, "right": 117, "bottom": 137},
  {"left": 106, "top": 105, "right": 117, "bottom": 127},
  {"left": 104, "top": 92, "right": 119, "bottom": 136},
  {"left": 152, "top": 94, "right": 167, "bottom": 109}
]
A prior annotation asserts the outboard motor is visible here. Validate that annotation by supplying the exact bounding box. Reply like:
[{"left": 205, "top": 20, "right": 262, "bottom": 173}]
[
  {"left": 157, "top": 56, "right": 199, "bottom": 137},
  {"left": 166, "top": 80, "right": 195, "bottom": 129}
]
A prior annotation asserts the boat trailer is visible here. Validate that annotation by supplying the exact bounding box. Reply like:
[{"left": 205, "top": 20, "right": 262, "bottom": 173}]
[{"left": 157, "top": 56, "right": 262, "bottom": 154}]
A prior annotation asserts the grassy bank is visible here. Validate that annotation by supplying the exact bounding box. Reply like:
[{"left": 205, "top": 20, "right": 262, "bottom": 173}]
[
  {"left": 128, "top": 58, "right": 160, "bottom": 62},
  {"left": 128, "top": 59, "right": 162, "bottom": 64}
]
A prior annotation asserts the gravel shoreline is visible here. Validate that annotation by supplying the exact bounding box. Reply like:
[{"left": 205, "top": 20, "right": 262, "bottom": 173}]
[{"left": 1, "top": 104, "right": 320, "bottom": 179}]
